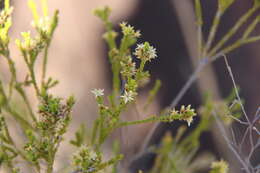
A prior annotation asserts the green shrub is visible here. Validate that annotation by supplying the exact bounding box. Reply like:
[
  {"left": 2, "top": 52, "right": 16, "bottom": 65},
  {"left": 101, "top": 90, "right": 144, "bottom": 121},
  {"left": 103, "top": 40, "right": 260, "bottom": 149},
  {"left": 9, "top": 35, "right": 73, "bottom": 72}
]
[{"left": 0, "top": 0, "right": 259, "bottom": 173}]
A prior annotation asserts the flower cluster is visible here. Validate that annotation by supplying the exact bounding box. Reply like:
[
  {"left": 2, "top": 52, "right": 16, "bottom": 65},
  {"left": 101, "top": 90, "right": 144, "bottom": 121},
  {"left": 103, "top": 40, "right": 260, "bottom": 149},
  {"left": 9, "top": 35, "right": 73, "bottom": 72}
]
[
  {"left": 37, "top": 94, "right": 75, "bottom": 134},
  {"left": 169, "top": 105, "right": 197, "bottom": 126},
  {"left": 0, "top": 4, "right": 13, "bottom": 52},
  {"left": 24, "top": 94, "right": 75, "bottom": 163},
  {"left": 120, "top": 90, "right": 137, "bottom": 104},
  {"left": 16, "top": 0, "right": 58, "bottom": 57},
  {"left": 23, "top": 130, "right": 49, "bottom": 163},
  {"left": 24, "top": 142, "right": 39, "bottom": 163},
  {"left": 28, "top": 0, "right": 58, "bottom": 39},
  {"left": 72, "top": 145, "right": 123, "bottom": 173},
  {"left": 73, "top": 145, "right": 102, "bottom": 173},
  {"left": 91, "top": 89, "right": 104, "bottom": 98},
  {"left": 15, "top": 31, "right": 43, "bottom": 52},
  {"left": 0, "top": 6, "right": 13, "bottom": 26},
  {"left": 120, "top": 56, "right": 137, "bottom": 78},
  {"left": 210, "top": 160, "right": 229, "bottom": 173},
  {"left": 90, "top": 7, "right": 161, "bottom": 149},
  {"left": 120, "top": 22, "right": 141, "bottom": 38},
  {"left": 134, "top": 42, "right": 157, "bottom": 62},
  {"left": 31, "top": 16, "right": 51, "bottom": 34}
]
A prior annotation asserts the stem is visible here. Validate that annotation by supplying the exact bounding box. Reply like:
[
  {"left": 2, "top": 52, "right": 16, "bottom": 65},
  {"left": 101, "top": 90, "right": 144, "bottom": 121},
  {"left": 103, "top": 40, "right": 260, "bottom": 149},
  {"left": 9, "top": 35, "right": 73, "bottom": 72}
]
[
  {"left": 41, "top": 44, "right": 50, "bottom": 90},
  {"left": 223, "top": 56, "right": 250, "bottom": 123},
  {"left": 29, "top": 65, "right": 40, "bottom": 96},
  {"left": 197, "top": 26, "right": 203, "bottom": 58},
  {"left": 242, "top": 17, "right": 260, "bottom": 39},
  {"left": 97, "top": 114, "right": 106, "bottom": 147},
  {"left": 195, "top": 0, "right": 203, "bottom": 26},
  {"left": 195, "top": 0, "right": 203, "bottom": 58},
  {"left": 142, "top": 53, "right": 223, "bottom": 150},
  {"left": 170, "top": 57, "right": 208, "bottom": 108},
  {"left": 1, "top": 114, "right": 36, "bottom": 168},
  {"left": 15, "top": 84, "right": 37, "bottom": 123},
  {"left": 212, "top": 110, "right": 251, "bottom": 173},
  {"left": 221, "top": 39, "right": 243, "bottom": 55},
  {"left": 23, "top": 53, "right": 40, "bottom": 96},
  {"left": 203, "top": 9, "right": 222, "bottom": 56},
  {"left": 209, "top": 6, "right": 258, "bottom": 57},
  {"left": 117, "top": 115, "right": 158, "bottom": 127},
  {"left": 2, "top": 51, "right": 37, "bottom": 122},
  {"left": 6, "top": 105, "right": 34, "bottom": 130},
  {"left": 243, "top": 36, "right": 260, "bottom": 44},
  {"left": 91, "top": 119, "right": 99, "bottom": 145},
  {"left": 104, "top": 22, "right": 119, "bottom": 105},
  {"left": 0, "top": 81, "right": 33, "bottom": 129},
  {"left": 136, "top": 59, "right": 146, "bottom": 82},
  {"left": 4, "top": 51, "right": 16, "bottom": 100},
  {"left": 112, "top": 63, "right": 120, "bottom": 97},
  {"left": 47, "top": 157, "right": 54, "bottom": 173},
  {"left": 46, "top": 142, "right": 59, "bottom": 173},
  {"left": 222, "top": 36, "right": 260, "bottom": 55}
]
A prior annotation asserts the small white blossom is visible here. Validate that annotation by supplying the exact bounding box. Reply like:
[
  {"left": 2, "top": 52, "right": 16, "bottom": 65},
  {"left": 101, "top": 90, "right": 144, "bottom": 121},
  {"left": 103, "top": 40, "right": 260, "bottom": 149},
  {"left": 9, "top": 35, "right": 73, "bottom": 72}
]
[
  {"left": 15, "top": 31, "right": 38, "bottom": 51},
  {"left": 170, "top": 105, "right": 196, "bottom": 127},
  {"left": 186, "top": 116, "right": 193, "bottom": 127},
  {"left": 31, "top": 16, "right": 51, "bottom": 33},
  {"left": 91, "top": 89, "right": 104, "bottom": 98},
  {"left": 134, "top": 42, "right": 157, "bottom": 61},
  {"left": 147, "top": 46, "right": 157, "bottom": 59},
  {"left": 120, "top": 22, "right": 140, "bottom": 37},
  {"left": 89, "top": 150, "right": 98, "bottom": 161},
  {"left": 120, "top": 90, "right": 136, "bottom": 104}
]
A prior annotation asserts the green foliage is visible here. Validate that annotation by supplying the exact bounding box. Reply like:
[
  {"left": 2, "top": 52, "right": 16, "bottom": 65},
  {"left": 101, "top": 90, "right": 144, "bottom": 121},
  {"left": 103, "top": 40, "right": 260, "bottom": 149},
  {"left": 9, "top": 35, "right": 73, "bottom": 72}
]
[
  {"left": 0, "top": 0, "right": 259, "bottom": 173},
  {"left": 210, "top": 160, "right": 229, "bottom": 173},
  {"left": 90, "top": 7, "right": 197, "bottom": 155},
  {"left": 0, "top": 0, "right": 73, "bottom": 172},
  {"left": 23, "top": 94, "right": 74, "bottom": 167},
  {"left": 0, "top": 1, "right": 197, "bottom": 172},
  {"left": 145, "top": 88, "right": 245, "bottom": 173},
  {"left": 195, "top": 0, "right": 260, "bottom": 59},
  {"left": 72, "top": 145, "right": 123, "bottom": 173}
]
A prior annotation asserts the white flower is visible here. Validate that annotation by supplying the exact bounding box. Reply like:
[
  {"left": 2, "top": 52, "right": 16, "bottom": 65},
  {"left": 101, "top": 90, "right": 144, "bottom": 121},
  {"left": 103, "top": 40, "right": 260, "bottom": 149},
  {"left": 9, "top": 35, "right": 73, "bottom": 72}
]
[
  {"left": 136, "top": 43, "right": 144, "bottom": 50},
  {"left": 147, "top": 46, "right": 157, "bottom": 59},
  {"left": 134, "top": 42, "right": 157, "bottom": 61},
  {"left": 16, "top": 31, "right": 38, "bottom": 51},
  {"left": 186, "top": 116, "right": 193, "bottom": 127},
  {"left": 89, "top": 150, "right": 98, "bottom": 161},
  {"left": 91, "top": 89, "right": 104, "bottom": 98},
  {"left": 120, "top": 90, "right": 136, "bottom": 104},
  {"left": 31, "top": 16, "right": 51, "bottom": 33}
]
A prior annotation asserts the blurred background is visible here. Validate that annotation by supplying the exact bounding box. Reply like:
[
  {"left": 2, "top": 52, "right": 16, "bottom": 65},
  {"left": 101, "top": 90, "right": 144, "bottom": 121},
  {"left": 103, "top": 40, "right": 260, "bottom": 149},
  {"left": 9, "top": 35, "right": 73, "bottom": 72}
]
[{"left": 1, "top": 0, "right": 259, "bottom": 172}]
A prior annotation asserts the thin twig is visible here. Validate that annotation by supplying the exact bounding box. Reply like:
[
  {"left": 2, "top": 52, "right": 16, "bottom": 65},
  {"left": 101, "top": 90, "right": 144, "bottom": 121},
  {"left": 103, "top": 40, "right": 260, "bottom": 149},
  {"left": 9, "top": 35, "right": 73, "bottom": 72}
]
[
  {"left": 230, "top": 126, "right": 238, "bottom": 147},
  {"left": 170, "top": 53, "right": 222, "bottom": 108},
  {"left": 212, "top": 110, "right": 251, "bottom": 173},
  {"left": 141, "top": 53, "right": 223, "bottom": 152},
  {"left": 223, "top": 55, "right": 250, "bottom": 123}
]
